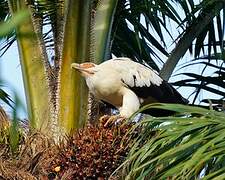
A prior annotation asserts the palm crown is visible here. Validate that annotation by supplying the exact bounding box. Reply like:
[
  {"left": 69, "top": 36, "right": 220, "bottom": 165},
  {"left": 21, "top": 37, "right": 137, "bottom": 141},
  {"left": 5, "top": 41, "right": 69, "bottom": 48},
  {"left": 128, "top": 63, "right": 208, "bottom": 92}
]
[{"left": 0, "top": 0, "right": 225, "bottom": 178}]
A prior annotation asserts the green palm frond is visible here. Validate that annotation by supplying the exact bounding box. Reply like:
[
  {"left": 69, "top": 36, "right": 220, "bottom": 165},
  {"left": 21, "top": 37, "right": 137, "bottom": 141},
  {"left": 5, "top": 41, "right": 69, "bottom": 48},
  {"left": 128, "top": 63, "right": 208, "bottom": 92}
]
[
  {"left": 0, "top": 0, "right": 8, "bottom": 21},
  {"left": 0, "top": 6, "right": 29, "bottom": 56},
  {"left": 112, "top": 0, "right": 182, "bottom": 70},
  {"left": 160, "top": 0, "right": 225, "bottom": 80},
  {"left": 0, "top": 88, "right": 12, "bottom": 108},
  {"left": 0, "top": 10, "right": 29, "bottom": 108},
  {"left": 179, "top": 0, "right": 225, "bottom": 57},
  {"left": 117, "top": 103, "right": 225, "bottom": 179},
  {"left": 173, "top": 52, "right": 225, "bottom": 104}
]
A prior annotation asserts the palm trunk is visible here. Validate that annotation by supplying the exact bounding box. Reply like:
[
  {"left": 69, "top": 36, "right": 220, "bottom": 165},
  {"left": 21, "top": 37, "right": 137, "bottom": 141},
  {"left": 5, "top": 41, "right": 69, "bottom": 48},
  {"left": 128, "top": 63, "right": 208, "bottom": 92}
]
[
  {"left": 58, "top": 0, "right": 92, "bottom": 133},
  {"left": 8, "top": 0, "right": 54, "bottom": 135}
]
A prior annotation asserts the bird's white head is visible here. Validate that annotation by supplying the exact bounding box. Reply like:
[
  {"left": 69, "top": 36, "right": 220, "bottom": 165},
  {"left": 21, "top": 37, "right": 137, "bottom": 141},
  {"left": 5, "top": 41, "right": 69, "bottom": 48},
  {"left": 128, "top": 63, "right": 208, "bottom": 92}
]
[{"left": 71, "top": 62, "right": 97, "bottom": 77}]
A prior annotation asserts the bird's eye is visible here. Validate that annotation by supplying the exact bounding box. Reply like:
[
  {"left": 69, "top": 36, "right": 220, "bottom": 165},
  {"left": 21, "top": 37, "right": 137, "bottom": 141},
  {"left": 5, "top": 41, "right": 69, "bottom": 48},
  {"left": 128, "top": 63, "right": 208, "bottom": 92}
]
[{"left": 80, "top": 63, "right": 95, "bottom": 68}]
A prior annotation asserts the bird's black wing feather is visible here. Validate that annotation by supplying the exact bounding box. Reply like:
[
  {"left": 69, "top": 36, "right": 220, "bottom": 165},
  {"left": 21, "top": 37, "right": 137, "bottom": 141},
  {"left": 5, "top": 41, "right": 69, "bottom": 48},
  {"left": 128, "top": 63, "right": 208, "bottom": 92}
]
[
  {"left": 128, "top": 80, "right": 188, "bottom": 104},
  {"left": 126, "top": 81, "right": 188, "bottom": 117}
]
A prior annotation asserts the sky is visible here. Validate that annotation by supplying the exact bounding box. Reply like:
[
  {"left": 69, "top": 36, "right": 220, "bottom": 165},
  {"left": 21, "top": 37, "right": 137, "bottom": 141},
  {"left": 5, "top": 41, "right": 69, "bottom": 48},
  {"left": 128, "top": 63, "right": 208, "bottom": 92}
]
[{"left": 0, "top": 41, "right": 27, "bottom": 118}]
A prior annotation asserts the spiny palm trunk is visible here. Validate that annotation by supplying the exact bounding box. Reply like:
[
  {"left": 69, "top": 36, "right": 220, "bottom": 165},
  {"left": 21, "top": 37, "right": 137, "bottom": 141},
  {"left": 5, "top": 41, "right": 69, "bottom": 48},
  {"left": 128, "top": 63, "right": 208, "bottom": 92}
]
[
  {"left": 8, "top": 0, "right": 54, "bottom": 136},
  {"left": 6, "top": 0, "right": 119, "bottom": 140}
]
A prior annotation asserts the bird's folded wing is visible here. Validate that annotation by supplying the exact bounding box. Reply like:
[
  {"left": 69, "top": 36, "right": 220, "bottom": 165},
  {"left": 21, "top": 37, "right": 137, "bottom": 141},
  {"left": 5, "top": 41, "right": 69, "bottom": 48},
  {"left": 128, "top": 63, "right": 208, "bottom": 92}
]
[
  {"left": 110, "top": 58, "right": 188, "bottom": 104},
  {"left": 111, "top": 58, "right": 163, "bottom": 88}
]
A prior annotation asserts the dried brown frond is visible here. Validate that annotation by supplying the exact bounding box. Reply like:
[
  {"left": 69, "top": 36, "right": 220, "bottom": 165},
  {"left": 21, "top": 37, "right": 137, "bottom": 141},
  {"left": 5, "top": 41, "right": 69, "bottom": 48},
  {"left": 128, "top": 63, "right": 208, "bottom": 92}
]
[
  {"left": 0, "top": 106, "right": 10, "bottom": 161},
  {"left": 0, "top": 131, "right": 58, "bottom": 179},
  {"left": 0, "top": 106, "right": 9, "bottom": 130}
]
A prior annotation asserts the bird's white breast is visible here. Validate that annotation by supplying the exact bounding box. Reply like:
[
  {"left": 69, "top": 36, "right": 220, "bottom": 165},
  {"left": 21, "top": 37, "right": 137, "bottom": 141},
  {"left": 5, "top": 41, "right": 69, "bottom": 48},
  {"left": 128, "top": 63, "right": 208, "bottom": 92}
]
[{"left": 85, "top": 69, "right": 124, "bottom": 107}]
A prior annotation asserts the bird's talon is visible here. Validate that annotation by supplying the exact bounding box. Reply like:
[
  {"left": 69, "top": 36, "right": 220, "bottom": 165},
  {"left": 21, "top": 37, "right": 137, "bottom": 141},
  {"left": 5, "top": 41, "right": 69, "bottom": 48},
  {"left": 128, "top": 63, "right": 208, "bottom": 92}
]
[
  {"left": 103, "top": 115, "right": 126, "bottom": 127},
  {"left": 99, "top": 115, "right": 110, "bottom": 122},
  {"left": 99, "top": 115, "right": 111, "bottom": 126},
  {"left": 115, "top": 117, "right": 126, "bottom": 124}
]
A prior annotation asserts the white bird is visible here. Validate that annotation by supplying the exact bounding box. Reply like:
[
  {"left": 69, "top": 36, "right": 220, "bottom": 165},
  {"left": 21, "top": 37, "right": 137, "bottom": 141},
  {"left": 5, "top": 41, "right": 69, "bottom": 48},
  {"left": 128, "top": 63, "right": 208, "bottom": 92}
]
[{"left": 71, "top": 57, "right": 188, "bottom": 119}]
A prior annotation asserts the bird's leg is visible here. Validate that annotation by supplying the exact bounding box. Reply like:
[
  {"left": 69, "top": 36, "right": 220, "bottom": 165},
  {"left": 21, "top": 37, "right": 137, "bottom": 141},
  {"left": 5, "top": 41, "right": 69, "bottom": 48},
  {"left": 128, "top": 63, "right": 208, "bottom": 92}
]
[{"left": 119, "top": 89, "right": 140, "bottom": 118}]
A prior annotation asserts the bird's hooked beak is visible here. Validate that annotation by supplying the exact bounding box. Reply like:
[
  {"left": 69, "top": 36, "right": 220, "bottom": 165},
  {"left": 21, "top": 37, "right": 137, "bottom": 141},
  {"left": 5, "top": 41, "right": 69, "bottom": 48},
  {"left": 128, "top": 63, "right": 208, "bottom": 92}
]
[
  {"left": 71, "top": 62, "right": 96, "bottom": 76},
  {"left": 71, "top": 63, "right": 83, "bottom": 71}
]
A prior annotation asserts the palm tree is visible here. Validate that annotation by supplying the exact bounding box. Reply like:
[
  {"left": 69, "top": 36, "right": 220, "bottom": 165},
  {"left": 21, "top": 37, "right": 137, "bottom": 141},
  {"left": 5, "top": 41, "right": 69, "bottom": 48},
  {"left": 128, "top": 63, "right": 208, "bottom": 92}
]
[
  {"left": 1, "top": 0, "right": 121, "bottom": 139},
  {"left": 1, "top": 0, "right": 225, "bottom": 178},
  {"left": 0, "top": 0, "right": 186, "bottom": 138},
  {"left": 0, "top": 1, "right": 224, "bottom": 175}
]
